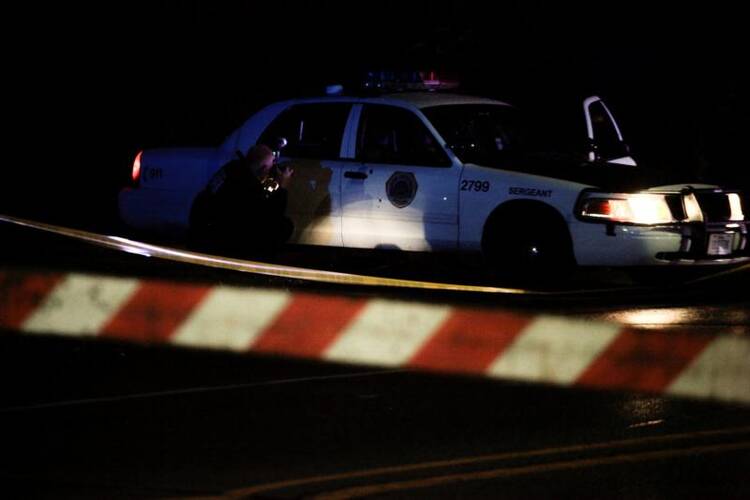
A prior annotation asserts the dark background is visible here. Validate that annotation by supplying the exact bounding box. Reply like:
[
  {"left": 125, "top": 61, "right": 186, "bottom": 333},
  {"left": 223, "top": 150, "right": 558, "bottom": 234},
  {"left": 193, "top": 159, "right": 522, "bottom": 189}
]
[{"left": 4, "top": 1, "right": 748, "bottom": 227}]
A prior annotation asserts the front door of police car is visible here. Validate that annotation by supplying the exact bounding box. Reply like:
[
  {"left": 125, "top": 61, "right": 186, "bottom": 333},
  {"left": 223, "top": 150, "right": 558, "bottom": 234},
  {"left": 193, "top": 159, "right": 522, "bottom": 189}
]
[
  {"left": 583, "top": 96, "right": 637, "bottom": 166},
  {"left": 341, "top": 104, "right": 460, "bottom": 251}
]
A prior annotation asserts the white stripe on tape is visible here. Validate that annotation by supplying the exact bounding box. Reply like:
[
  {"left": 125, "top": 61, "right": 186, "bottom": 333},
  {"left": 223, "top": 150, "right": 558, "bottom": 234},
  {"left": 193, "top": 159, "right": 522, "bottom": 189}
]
[
  {"left": 486, "top": 316, "right": 621, "bottom": 384},
  {"left": 667, "top": 336, "right": 750, "bottom": 404},
  {"left": 21, "top": 275, "right": 139, "bottom": 336},
  {"left": 172, "top": 287, "right": 291, "bottom": 351},
  {"left": 324, "top": 300, "right": 451, "bottom": 366}
]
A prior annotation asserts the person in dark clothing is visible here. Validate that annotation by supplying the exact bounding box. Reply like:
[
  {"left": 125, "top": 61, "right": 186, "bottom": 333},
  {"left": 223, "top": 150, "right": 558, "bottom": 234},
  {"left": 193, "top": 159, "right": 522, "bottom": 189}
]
[{"left": 188, "top": 144, "right": 294, "bottom": 256}]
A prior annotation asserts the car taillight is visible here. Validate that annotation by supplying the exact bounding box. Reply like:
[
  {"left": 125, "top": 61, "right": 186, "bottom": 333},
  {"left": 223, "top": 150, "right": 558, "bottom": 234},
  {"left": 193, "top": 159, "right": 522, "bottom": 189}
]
[{"left": 132, "top": 151, "right": 143, "bottom": 183}]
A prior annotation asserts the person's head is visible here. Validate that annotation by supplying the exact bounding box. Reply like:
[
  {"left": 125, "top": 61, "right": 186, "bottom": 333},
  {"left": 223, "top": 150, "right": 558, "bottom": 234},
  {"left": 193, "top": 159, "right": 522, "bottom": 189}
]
[{"left": 245, "top": 144, "right": 275, "bottom": 178}]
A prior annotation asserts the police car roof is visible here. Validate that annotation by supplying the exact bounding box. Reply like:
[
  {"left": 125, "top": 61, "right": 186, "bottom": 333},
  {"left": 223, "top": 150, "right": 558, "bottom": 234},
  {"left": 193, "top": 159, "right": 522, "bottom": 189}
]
[
  {"left": 380, "top": 92, "right": 511, "bottom": 109},
  {"left": 287, "top": 92, "right": 511, "bottom": 109}
]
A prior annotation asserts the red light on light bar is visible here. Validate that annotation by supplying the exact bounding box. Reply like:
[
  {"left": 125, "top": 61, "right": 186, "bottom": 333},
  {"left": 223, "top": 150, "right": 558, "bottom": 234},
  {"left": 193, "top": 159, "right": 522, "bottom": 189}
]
[{"left": 421, "top": 70, "right": 460, "bottom": 90}]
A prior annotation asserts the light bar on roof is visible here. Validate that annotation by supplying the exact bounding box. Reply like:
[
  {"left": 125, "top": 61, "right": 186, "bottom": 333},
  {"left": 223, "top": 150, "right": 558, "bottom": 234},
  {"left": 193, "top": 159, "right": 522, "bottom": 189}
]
[{"left": 362, "top": 70, "right": 460, "bottom": 91}]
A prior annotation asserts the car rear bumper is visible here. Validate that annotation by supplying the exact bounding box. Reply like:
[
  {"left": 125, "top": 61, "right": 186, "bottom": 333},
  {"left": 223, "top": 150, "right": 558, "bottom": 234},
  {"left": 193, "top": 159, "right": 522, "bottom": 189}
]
[{"left": 118, "top": 187, "right": 193, "bottom": 235}]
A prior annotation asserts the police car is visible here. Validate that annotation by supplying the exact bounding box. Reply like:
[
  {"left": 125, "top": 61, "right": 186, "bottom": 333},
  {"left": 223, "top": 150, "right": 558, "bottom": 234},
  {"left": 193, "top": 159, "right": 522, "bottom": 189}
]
[{"left": 119, "top": 82, "right": 749, "bottom": 270}]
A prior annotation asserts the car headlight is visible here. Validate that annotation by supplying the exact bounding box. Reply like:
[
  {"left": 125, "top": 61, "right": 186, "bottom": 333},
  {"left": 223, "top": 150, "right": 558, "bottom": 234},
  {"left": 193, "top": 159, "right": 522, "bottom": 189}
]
[
  {"left": 728, "top": 193, "right": 745, "bottom": 221},
  {"left": 579, "top": 193, "right": 676, "bottom": 225}
]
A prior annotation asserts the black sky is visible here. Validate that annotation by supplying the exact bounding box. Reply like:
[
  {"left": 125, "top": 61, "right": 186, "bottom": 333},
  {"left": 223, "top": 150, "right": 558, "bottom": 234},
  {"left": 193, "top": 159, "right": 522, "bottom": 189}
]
[{"left": 4, "top": 1, "right": 748, "bottom": 222}]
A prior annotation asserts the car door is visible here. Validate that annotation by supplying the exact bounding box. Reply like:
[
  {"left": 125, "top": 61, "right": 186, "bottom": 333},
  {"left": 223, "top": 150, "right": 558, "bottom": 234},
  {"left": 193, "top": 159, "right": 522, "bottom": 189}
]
[
  {"left": 258, "top": 102, "right": 353, "bottom": 247},
  {"left": 341, "top": 103, "right": 460, "bottom": 251},
  {"left": 583, "top": 96, "right": 637, "bottom": 166}
]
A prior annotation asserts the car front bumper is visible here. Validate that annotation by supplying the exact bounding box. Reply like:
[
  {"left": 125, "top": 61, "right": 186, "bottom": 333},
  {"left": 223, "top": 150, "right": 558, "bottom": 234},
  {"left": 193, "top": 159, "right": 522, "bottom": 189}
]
[{"left": 571, "top": 220, "right": 749, "bottom": 266}]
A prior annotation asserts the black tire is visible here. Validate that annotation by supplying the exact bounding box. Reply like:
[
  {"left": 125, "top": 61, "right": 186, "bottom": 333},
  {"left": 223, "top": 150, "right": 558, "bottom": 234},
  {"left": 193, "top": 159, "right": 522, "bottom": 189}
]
[{"left": 482, "top": 204, "right": 575, "bottom": 284}]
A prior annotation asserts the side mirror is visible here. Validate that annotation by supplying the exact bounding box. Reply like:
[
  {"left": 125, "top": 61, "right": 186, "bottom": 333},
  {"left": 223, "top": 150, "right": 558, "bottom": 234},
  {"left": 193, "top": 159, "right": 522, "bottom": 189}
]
[{"left": 587, "top": 138, "right": 631, "bottom": 163}]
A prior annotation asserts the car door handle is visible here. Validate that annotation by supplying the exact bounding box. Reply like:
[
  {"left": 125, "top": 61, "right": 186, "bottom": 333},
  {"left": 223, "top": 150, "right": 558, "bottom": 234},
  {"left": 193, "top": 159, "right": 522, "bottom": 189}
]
[{"left": 344, "top": 171, "right": 368, "bottom": 180}]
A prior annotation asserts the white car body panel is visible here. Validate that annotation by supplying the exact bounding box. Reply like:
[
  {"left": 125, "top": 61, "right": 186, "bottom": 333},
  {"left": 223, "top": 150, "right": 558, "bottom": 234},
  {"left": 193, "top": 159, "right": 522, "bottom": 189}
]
[
  {"left": 571, "top": 221, "right": 683, "bottom": 266},
  {"left": 280, "top": 156, "right": 346, "bottom": 247},
  {"left": 118, "top": 148, "right": 220, "bottom": 234},
  {"left": 119, "top": 187, "right": 196, "bottom": 234},
  {"left": 118, "top": 92, "right": 749, "bottom": 266},
  {"left": 341, "top": 161, "right": 461, "bottom": 251},
  {"left": 340, "top": 102, "right": 462, "bottom": 251},
  {"left": 457, "top": 165, "right": 590, "bottom": 252}
]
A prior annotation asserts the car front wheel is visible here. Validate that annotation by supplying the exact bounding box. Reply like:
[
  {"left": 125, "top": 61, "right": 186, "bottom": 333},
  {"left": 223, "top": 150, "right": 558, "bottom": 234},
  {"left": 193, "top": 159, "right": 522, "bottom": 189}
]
[{"left": 482, "top": 208, "right": 575, "bottom": 284}]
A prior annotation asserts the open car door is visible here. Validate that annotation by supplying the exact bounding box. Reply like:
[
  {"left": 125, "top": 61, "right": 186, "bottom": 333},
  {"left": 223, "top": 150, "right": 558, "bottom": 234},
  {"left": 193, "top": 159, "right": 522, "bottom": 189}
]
[{"left": 583, "top": 96, "right": 637, "bottom": 166}]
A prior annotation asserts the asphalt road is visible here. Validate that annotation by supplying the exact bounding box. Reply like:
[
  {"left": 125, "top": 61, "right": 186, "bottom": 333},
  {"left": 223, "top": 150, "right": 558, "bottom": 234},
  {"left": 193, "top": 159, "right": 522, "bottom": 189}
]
[
  {"left": 0, "top": 333, "right": 748, "bottom": 499},
  {"left": 1, "top": 220, "right": 749, "bottom": 498}
]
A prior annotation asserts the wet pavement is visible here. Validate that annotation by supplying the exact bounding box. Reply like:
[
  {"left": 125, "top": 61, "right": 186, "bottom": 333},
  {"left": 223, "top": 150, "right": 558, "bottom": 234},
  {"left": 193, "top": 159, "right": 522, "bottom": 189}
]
[
  {"left": 0, "top": 220, "right": 749, "bottom": 498},
  {"left": 0, "top": 333, "right": 748, "bottom": 498}
]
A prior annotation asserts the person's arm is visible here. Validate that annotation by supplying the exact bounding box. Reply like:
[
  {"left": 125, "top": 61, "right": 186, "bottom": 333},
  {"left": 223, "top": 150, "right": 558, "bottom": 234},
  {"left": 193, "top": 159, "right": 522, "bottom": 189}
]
[{"left": 264, "top": 164, "right": 293, "bottom": 214}]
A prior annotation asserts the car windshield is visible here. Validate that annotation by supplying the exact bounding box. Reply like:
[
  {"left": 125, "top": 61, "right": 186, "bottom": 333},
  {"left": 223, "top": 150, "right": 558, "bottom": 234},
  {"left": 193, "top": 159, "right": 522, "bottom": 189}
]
[{"left": 423, "top": 104, "right": 529, "bottom": 165}]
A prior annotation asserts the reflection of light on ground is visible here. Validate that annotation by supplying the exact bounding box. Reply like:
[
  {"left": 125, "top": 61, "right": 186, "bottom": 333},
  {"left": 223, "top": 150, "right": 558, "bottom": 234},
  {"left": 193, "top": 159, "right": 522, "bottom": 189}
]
[
  {"left": 628, "top": 419, "right": 665, "bottom": 429},
  {"left": 604, "top": 308, "right": 695, "bottom": 327},
  {"left": 619, "top": 395, "right": 667, "bottom": 427}
]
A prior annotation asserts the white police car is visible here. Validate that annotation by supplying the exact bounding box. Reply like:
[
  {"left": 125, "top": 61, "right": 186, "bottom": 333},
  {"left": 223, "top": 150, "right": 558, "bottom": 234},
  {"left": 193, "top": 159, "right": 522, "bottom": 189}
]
[{"left": 119, "top": 87, "right": 748, "bottom": 269}]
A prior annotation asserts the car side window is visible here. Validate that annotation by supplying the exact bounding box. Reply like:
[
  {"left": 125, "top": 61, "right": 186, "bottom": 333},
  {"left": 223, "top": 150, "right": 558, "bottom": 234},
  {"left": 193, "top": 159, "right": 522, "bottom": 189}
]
[
  {"left": 258, "top": 103, "right": 351, "bottom": 160},
  {"left": 356, "top": 105, "right": 452, "bottom": 167}
]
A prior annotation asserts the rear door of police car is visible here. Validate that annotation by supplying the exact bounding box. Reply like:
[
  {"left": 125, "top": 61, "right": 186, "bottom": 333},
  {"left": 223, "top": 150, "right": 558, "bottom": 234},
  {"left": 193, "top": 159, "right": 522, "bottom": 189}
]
[{"left": 258, "top": 102, "right": 353, "bottom": 247}]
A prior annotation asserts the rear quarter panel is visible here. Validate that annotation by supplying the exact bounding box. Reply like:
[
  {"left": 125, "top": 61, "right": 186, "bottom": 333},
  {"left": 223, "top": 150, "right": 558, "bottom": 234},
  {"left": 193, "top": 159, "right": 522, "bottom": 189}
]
[
  {"left": 119, "top": 148, "right": 219, "bottom": 234},
  {"left": 138, "top": 148, "right": 220, "bottom": 192}
]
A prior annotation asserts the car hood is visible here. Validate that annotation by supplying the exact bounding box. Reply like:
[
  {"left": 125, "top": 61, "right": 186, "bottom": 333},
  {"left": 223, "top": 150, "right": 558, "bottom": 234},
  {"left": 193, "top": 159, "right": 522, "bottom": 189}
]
[{"left": 482, "top": 155, "right": 703, "bottom": 192}]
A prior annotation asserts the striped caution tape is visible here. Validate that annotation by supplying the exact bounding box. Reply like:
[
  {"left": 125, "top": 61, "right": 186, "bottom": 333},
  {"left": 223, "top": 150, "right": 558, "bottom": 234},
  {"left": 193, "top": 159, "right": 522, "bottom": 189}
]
[
  {"left": 2, "top": 214, "right": 748, "bottom": 295},
  {"left": 1, "top": 269, "right": 748, "bottom": 405}
]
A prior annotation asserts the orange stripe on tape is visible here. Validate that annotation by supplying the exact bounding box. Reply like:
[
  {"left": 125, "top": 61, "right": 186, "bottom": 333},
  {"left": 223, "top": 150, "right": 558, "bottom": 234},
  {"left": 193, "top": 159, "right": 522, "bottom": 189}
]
[
  {"left": 576, "top": 328, "right": 714, "bottom": 392},
  {"left": 409, "top": 310, "right": 532, "bottom": 374},
  {"left": 252, "top": 294, "right": 367, "bottom": 357},
  {"left": 0, "top": 272, "right": 63, "bottom": 329},
  {"left": 101, "top": 281, "right": 211, "bottom": 343}
]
